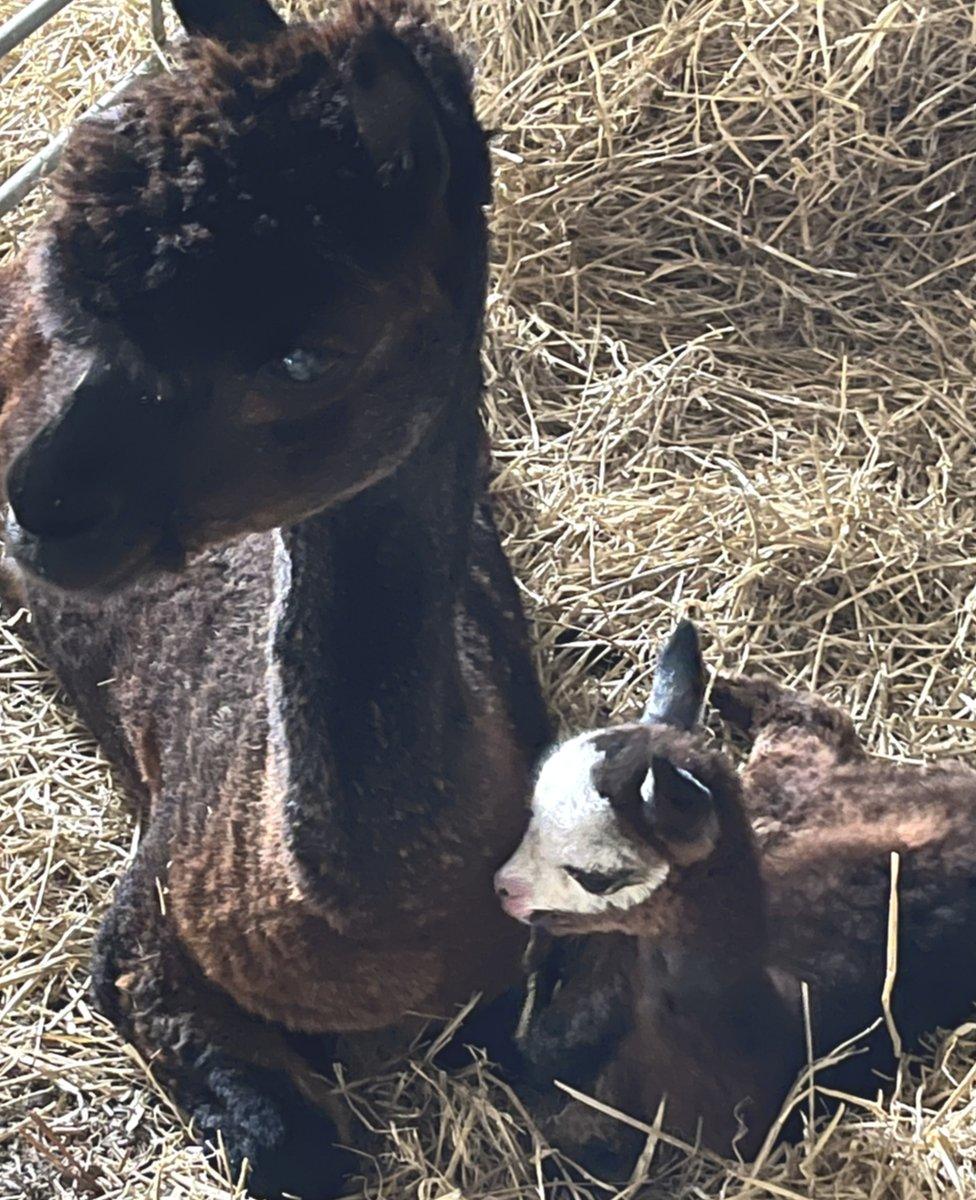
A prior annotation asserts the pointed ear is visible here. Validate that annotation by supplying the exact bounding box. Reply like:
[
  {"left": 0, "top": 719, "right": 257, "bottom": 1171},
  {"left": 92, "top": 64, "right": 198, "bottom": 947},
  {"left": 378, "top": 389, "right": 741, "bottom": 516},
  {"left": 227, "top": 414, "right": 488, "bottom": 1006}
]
[
  {"left": 641, "top": 756, "right": 717, "bottom": 864},
  {"left": 343, "top": 28, "right": 449, "bottom": 202},
  {"left": 170, "top": 0, "right": 284, "bottom": 45},
  {"left": 643, "top": 619, "right": 706, "bottom": 730}
]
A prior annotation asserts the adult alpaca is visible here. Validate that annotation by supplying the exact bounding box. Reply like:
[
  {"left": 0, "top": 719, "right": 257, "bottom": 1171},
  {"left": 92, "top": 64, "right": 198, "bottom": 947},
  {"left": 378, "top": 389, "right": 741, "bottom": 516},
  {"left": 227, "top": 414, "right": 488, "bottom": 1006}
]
[{"left": 0, "top": 1, "right": 550, "bottom": 1195}]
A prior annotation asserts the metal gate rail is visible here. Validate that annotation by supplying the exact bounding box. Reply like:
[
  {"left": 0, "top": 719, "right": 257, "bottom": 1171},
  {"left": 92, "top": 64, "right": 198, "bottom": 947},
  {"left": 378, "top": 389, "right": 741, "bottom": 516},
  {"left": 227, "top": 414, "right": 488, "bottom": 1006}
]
[{"left": 0, "top": 0, "right": 167, "bottom": 216}]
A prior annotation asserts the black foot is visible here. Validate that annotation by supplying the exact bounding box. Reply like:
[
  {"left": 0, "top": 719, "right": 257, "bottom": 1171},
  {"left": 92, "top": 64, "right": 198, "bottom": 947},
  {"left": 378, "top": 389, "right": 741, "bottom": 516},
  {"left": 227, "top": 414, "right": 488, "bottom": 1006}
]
[{"left": 190, "top": 1052, "right": 357, "bottom": 1200}]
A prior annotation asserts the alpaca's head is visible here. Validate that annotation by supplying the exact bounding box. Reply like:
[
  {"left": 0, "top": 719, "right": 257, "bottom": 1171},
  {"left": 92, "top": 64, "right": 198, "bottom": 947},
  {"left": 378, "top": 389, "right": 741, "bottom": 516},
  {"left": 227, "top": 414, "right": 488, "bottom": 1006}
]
[
  {"left": 2, "top": 0, "right": 490, "bottom": 592},
  {"left": 495, "top": 622, "right": 751, "bottom": 935}
]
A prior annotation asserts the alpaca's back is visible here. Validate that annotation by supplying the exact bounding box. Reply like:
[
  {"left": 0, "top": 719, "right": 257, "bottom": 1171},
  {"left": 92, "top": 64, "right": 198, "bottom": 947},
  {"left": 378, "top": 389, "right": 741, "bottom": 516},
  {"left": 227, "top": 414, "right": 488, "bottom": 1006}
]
[{"left": 757, "top": 757, "right": 976, "bottom": 1062}]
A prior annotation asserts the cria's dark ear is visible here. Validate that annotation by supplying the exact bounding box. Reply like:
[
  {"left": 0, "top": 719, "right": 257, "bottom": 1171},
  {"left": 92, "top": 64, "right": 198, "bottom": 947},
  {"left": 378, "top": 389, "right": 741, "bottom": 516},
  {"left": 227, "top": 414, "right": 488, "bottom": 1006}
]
[
  {"left": 642, "top": 619, "right": 706, "bottom": 731},
  {"left": 170, "top": 0, "right": 285, "bottom": 45},
  {"left": 642, "top": 757, "right": 717, "bottom": 863},
  {"left": 343, "top": 28, "right": 449, "bottom": 202}
]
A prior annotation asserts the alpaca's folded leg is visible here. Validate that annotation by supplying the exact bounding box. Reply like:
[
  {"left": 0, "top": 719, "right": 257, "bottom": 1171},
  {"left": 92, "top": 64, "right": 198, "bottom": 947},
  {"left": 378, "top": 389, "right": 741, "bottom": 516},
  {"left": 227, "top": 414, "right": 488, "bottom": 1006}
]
[
  {"left": 512, "top": 933, "right": 644, "bottom": 1178},
  {"left": 91, "top": 847, "right": 354, "bottom": 1200},
  {"left": 515, "top": 933, "right": 633, "bottom": 1092},
  {"left": 712, "top": 674, "right": 865, "bottom": 763}
]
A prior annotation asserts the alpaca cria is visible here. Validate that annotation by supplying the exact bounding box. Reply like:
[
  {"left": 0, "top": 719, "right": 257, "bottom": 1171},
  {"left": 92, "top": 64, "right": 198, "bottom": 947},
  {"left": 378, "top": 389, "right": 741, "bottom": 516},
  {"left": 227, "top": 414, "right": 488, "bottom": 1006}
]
[
  {"left": 498, "top": 622, "right": 976, "bottom": 1168},
  {"left": 0, "top": 2, "right": 550, "bottom": 1195}
]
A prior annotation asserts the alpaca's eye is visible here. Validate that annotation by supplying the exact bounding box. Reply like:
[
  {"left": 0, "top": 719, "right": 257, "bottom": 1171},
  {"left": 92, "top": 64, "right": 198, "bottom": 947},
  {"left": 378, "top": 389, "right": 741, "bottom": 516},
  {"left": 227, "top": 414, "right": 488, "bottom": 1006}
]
[
  {"left": 279, "top": 348, "right": 331, "bottom": 383},
  {"left": 564, "top": 865, "right": 638, "bottom": 895}
]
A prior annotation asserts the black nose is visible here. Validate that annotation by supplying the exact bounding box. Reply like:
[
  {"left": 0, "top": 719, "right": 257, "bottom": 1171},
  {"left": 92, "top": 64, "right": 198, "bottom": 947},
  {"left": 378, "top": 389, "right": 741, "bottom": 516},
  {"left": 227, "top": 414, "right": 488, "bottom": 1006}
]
[{"left": 6, "top": 447, "right": 122, "bottom": 540}]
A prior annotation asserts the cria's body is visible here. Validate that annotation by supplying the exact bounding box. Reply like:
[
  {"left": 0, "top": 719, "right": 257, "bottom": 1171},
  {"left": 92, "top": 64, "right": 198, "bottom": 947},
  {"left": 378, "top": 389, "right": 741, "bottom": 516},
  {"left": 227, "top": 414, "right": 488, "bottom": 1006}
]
[{"left": 504, "top": 626, "right": 976, "bottom": 1167}]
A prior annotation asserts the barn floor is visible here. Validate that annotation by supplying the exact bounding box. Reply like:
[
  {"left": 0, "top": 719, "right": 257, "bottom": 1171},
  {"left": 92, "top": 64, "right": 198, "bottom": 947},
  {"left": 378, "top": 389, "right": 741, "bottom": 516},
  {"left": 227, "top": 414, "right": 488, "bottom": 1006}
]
[{"left": 4, "top": 0, "right": 976, "bottom": 1196}]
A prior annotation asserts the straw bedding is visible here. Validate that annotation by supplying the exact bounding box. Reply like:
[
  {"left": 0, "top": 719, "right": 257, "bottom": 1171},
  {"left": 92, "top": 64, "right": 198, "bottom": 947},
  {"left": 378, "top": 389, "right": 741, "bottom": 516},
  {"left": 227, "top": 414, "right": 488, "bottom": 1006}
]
[{"left": 3, "top": 0, "right": 976, "bottom": 1194}]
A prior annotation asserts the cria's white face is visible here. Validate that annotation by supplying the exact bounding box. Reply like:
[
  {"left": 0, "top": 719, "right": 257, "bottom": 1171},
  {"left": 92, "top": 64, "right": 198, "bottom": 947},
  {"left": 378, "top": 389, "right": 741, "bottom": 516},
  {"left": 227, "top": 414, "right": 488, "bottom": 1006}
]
[
  {"left": 497, "top": 620, "right": 715, "bottom": 931},
  {"left": 494, "top": 730, "right": 669, "bottom": 924}
]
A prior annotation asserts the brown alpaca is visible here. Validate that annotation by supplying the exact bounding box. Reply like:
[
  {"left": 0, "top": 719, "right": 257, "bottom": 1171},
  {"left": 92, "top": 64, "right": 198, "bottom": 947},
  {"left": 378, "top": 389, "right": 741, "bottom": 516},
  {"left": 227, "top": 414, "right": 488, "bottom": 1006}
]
[
  {"left": 498, "top": 622, "right": 976, "bottom": 1170},
  {"left": 0, "top": 2, "right": 550, "bottom": 1195}
]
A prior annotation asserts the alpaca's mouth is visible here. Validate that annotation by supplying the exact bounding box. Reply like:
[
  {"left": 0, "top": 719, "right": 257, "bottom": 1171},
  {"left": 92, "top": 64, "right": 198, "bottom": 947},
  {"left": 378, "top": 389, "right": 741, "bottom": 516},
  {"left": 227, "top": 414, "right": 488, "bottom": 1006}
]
[
  {"left": 3, "top": 508, "right": 167, "bottom": 595},
  {"left": 527, "top": 909, "right": 582, "bottom": 934}
]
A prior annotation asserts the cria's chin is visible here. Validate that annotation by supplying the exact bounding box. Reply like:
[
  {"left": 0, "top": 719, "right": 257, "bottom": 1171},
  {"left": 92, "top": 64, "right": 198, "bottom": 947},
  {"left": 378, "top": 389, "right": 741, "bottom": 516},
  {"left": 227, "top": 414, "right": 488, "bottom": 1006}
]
[{"left": 498, "top": 892, "right": 536, "bottom": 923}]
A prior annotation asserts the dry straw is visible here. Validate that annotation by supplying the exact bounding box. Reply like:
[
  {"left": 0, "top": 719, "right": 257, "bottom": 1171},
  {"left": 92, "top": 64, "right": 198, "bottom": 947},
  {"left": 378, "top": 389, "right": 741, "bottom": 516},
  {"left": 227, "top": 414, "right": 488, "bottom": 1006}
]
[{"left": 3, "top": 0, "right": 976, "bottom": 1194}]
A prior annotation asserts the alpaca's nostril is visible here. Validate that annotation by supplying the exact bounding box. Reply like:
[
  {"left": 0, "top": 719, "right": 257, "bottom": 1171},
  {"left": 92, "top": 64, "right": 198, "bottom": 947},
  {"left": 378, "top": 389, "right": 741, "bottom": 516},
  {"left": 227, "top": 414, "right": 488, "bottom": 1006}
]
[
  {"left": 494, "top": 869, "right": 514, "bottom": 899},
  {"left": 494, "top": 871, "right": 526, "bottom": 903},
  {"left": 494, "top": 871, "right": 535, "bottom": 922}
]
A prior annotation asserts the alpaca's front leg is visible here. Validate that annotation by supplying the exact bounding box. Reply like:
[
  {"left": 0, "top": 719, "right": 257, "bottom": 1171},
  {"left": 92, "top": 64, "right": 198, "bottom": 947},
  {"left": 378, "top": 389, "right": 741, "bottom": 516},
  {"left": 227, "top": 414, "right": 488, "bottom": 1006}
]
[
  {"left": 511, "top": 933, "right": 645, "bottom": 1176},
  {"left": 91, "top": 838, "right": 354, "bottom": 1200},
  {"left": 515, "top": 933, "right": 634, "bottom": 1090}
]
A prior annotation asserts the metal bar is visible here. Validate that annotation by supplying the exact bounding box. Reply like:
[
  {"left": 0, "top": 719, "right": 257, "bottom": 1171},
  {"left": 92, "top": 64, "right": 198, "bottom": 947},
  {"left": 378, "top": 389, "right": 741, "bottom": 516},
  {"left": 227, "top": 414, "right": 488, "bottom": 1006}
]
[
  {"left": 0, "top": 56, "right": 162, "bottom": 216},
  {"left": 0, "top": 0, "right": 75, "bottom": 60}
]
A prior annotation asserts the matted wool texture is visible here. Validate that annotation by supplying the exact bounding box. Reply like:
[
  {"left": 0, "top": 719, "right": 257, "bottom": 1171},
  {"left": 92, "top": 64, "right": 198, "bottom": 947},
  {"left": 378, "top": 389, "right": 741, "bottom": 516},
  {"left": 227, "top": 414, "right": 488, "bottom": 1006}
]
[{"left": 3, "top": 0, "right": 976, "bottom": 1196}]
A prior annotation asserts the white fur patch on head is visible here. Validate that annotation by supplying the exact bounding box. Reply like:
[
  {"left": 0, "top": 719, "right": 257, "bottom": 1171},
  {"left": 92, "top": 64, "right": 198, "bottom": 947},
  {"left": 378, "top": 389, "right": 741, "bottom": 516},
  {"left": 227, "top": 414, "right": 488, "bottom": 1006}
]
[{"left": 497, "top": 732, "right": 668, "bottom": 922}]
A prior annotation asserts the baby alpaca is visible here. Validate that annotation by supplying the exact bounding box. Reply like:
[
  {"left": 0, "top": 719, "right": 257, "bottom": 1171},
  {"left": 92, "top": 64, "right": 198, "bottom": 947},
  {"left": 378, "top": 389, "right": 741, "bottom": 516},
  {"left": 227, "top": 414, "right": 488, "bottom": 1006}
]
[{"left": 498, "top": 622, "right": 976, "bottom": 1167}]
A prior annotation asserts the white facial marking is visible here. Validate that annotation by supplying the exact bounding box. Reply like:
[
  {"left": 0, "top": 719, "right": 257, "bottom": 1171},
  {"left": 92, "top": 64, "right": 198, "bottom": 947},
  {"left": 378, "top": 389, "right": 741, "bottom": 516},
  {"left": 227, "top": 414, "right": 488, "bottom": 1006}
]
[{"left": 499, "top": 732, "right": 668, "bottom": 921}]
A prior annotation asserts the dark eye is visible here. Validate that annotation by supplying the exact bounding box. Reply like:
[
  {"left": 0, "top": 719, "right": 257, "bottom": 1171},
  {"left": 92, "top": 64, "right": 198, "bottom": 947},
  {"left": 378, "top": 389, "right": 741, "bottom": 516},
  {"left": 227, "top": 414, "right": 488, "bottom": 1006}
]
[
  {"left": 564, "top": 865, "right": 639, "bottom": 895},
  {"left": 278, "top": 348, "right": 334, "bottom": 383}
]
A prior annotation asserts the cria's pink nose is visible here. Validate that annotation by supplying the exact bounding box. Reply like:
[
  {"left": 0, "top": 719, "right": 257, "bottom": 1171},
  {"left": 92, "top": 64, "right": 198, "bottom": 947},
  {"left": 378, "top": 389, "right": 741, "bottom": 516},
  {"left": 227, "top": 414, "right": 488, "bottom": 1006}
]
[{"left": 494, "top": 870, "right": 534, "bottom": 921}]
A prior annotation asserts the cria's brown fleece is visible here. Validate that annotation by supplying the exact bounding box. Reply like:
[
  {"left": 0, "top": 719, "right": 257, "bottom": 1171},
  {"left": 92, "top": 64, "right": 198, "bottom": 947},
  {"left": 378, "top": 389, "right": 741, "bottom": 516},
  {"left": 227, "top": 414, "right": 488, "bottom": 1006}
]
[
  {"left": 522, "top": 676, "right": 976, "bottom": 1169},
  {"left": 0, "top": 3, "right": 550, "bottom": 1197}
]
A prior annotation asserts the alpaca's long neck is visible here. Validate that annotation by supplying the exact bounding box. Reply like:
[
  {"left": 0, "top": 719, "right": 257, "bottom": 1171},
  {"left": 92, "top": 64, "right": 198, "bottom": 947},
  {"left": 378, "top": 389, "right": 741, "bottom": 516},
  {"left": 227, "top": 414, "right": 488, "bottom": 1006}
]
[
  {"left": 636, "top": 818, "right": 796, "bottom": 1069},
  {"left": 641, "top": 813, "right": 772, "bottom": 999},
  {"left": 267, "top": 351, "right": 485, "bottom": 922},
  {"left": 632, "top": 830, "right": 799, "bottom": 1154}
]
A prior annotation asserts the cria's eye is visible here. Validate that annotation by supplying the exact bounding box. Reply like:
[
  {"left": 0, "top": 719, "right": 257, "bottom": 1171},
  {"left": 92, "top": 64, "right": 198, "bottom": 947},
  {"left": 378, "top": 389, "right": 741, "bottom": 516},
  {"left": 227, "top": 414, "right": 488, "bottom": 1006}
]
[
  {"left": 564, "top": 865, "right": 639, "bottom": 895},
  {"left": 279, "top": 348, "right": 333, "bottom": 383}
]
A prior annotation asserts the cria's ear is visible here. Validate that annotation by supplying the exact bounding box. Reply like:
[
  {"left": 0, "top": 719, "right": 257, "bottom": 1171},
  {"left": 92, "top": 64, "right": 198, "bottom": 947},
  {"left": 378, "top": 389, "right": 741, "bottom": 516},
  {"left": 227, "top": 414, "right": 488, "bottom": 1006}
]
[
  {"left": 642, "top": 756, "right": 717, "bottom": 864},
  {"left": 170, "top": 0, "right": 284, "bottom": 45},
  {"left": 643, "top": 619, "right": 706, "bottom": 731},
  {"left": 343, "top": 28, "right": 450, "bottom": 202}
]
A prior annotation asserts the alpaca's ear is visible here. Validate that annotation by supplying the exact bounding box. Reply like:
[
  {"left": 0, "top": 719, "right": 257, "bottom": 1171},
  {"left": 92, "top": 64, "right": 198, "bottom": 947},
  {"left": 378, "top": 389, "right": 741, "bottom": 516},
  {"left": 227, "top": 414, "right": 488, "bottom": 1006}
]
[
  {"left": 642, "top": 619, "right": 706, "bottom": 731},
  {"left": 170, "top": 0, "right": 285, "bottom": 45},
  {"left": 343, "top": 29, "right": 449, "bottom": 202},
  {"left": 641, "top": 756, "right": 717, "bottom": 863}
]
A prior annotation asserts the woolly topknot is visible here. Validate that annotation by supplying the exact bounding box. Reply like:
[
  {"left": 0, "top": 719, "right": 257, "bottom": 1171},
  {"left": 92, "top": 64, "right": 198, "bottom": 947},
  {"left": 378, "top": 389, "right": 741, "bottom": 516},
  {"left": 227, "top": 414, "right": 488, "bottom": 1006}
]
[{"left": 49, "top": 0, "right": 489, "bottom": 363}]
